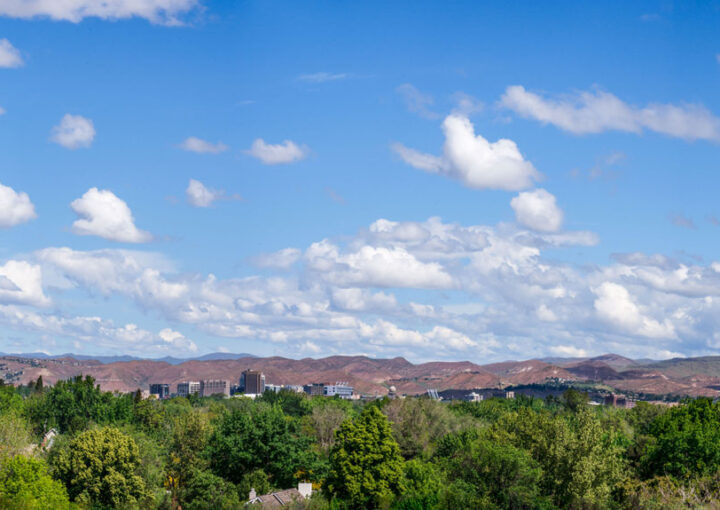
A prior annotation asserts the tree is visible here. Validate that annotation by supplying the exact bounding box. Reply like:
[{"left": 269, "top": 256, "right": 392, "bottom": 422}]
[
  {"left": 50, "top": 426, "right": 148, "bottom": 507},
  {"left": 180, "top": 468, "right": 242, "bottom": 510},
  {"left": 326, "top": 406, "right": 405, "bottom": 508},
  {"left": 0, "top": 455, "right": 70, "bottom": 509},
  {"left": 562, "top": 389, "right": 589, "bottom": 412},
  {"left": 305, "top": 400, "right": 350, "bottom": 454},
  {"left": 491, "top": 407, "right": 625, "bottom": 508},
  {"left": 0, "top": 384, "right": 22, "bottom": 414},
  {"left": 40, "top": 375, "right": 131, "bottom": 433},
  {"left": 207, "top": 403, "right": 319, "bottom": 488},
  {"left": 438, "top": 436, "right": 549, "bottom": 509},
  {"left": 641, "top": 397, "right": 720, "bottom": 479},
  {"left": 0, "top": 411, "right": 31, "bottom": 460},
  {"left": 383, "top": 398, "right": 464, "bottom": 458},
  {"left": 395, "top": 459, "right": 445, "bottom": 509}
]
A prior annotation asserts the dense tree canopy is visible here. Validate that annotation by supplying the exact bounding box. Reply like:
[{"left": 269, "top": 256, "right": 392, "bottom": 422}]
[
  {"left": 0, "top": 455, "right": 70, "bottom": 509},
  {"left": 3, "top": 373, "right": 720, "bottom": 509}
]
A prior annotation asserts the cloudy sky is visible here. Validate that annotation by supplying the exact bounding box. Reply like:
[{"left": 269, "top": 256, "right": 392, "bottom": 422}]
[{"left": 1, "top": 1, "right": 719, "bottom": 362}]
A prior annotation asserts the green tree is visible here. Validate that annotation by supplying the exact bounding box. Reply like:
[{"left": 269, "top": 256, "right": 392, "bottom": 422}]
[
  {"left": 207, "top": 403, "right": 319, "bottom": 488},
  {"left": 562, "top": 389, "right": 589, "bottom": 412},
  {"left": 50, "top": 426, "right": 148, "bottom": 507},
  {"left": 491, "top": 407, "right": 625, "bottom": 508},
  {"left": 326, "top": 406, "right": 405, "bottom": 508},
  {"left": 641, "top": 397, "right": 720, "bottom": 479},
  {"left": 180, "top": 468, "right": 242, "bottom": 510},
  {"left": 0, "top": 455, "right": 70, "bottom": 509},
  {"left": 40, "top": 375, "right": 132, "bottom": 433},
  {"left": 0, "top": 411, "right": 31, "bottom": 460},
  {"left": 383, "top": 398, "right": 464, "bottom": 459},
  {"left": 395, "top": 459, "right": 445, "bottom": 509},
  {"left": 0, "top": 383, "right": 23, "bottom": 414},
  {"left": 438, "top": 436, "right": 549, "bottom": 509}
]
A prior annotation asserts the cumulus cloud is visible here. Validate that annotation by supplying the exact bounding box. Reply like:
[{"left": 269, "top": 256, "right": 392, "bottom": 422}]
[
  {"left": 158, "top": 328, "right": 197, "bottom": 352},
  {"left": 0, "top": 0, "right": 201, "bottom": 25},
  {"left": 179, "top": 137, "right": 228, "bottom": 154},
  {"left": 0, "top": 260, "right": 49, "bottom": 306},
  {"left": 297, "top": 72, "right": 348, "bottom": 83},
  {"left": 396, "top": 83, "right": 440, "bottom": 119},
  {"left": 393, "top": 113, "right": 539, "bottom": 190},
  {"left": 305, "top": 242, "right": 454, "bottom": 289},
  {"left": 246, "top": 138, "right": 308, "bottom": 165},
  {"left": 50, "top": 114, "right": 95, "bottom": 149},
  {"left": 593, "top": 282, "right": 675, "bottom": 339},
  {"left": 500, "top": 85, "right": 720, "bottom": 142},
  {"left": 0, "top": 182, "right": 36, "bottom": 227},
  {"left": 510, "top": 188, "right": 564, "bottom": 232},
  {"left": 70, "top": 188, "right": 152, "bottom": 243},
  {"left": 0, "top": 39, "right": 23, "bottom": 68}
]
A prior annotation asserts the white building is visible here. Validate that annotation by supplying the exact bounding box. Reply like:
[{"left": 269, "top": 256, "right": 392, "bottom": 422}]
[{"left": 324, "top": 382, "right": 353, "bottom": 399}]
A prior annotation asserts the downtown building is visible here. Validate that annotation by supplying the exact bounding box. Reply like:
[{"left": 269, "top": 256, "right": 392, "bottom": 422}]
[
  {"left": 240, "top": 370, "right": 266, "bottom": 395},
  {"left": 176, "top": 381, "right": 201, "bottom": 398},
  {"left": 200, "top": 379, "right": 229, "bottom": 398},
  {"left": 149, "top": 383, "right": 170, "bottom": 399}
]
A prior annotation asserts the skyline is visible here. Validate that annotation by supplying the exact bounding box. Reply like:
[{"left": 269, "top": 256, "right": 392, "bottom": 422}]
[{"left": 1, "top": 1, "right": 720, "bottom": 362}]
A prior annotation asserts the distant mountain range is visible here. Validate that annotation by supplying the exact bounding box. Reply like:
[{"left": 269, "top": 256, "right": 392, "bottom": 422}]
[
  {"left": 1, "top": 352, "right": 719, "bottom": 398},
  {"left": 0, "top": 352, "right": 256, "bottom": 365}
]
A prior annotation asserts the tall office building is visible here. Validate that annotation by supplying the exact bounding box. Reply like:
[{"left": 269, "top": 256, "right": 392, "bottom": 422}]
[
  {"left": 241, "top": 370, "right": 265, "bottom": 394},
  {"left": 200, "top": 379, "right": 229, "bottom": 397},
  {"left": 177, "top": 381, "right": 201, "bottom": 397},
  {"left": 149, "top": 383, "right": 170, "bottom": 399}
]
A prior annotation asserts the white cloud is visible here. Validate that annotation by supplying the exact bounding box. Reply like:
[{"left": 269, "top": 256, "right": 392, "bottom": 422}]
[
  {"left": 70, "top": 188, "right": 152, "bottom": 243},
  {"left": 0, "top": 39, "right": 23, "bottom": 68},
  {"left": 549, "top": 345, "right": 587, "bottom": 358},
  {"left": 297, "top": 72, "right": 348, "bottom": 83},
  {"left": 158, "top": 328, "right": 197, "bottom": 352},
  {"left": 305, "top": 242, "right": 454, "bottom": 289},
  {"left": 396, "top": 83, "right": 439, "bottom": 119},
  {"left": 246, "top": 138, "right": 308, "bottom": 165},
  {"left": 186, "top": 179, "right": 223, "bottom": 207},
  {"left": 393, "top": 113, "right": 539, "bottom": 190},
  {"left": 250, "top": 248, "right": 302, "bottom": 270},
  {"left": 0, "top": 261, "right": 49, "bottom": 306},
  {"left": 17, "top": 215, "right": 720, "bottom": 360},
  {"left": 179, "top": 136, "right": 228, "bottom": 154},
  {"left": 0, "top": 182, "right": 36, "bottom": 227},
  {"left": 593, "top": 282, "right": 675, "bottom": 339},
  {"left": 500, "top": 85, "right": 720, "bottom": 142},
  {"left": 510, "top": 188, "right": 564, "bottom": 232},
  {"left": 50, "top": 114, "right": 95, "bottom": 149},
  {"left": 0, "top": 0, "right": 200, "bottom": 25}
]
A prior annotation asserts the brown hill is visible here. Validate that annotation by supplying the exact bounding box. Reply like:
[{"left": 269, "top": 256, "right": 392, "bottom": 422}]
[{"left": 3, "top": 352, "right": 720, "bottom": 397}]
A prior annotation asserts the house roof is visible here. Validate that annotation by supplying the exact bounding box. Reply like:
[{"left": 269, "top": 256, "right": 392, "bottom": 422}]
[{"left": 250, "top": 488, "right": 303, "bottom": 507}]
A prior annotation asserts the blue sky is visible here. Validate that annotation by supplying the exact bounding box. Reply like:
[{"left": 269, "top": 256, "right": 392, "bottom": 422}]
[{"left": 0, "top": 0, "right": 719, "bottom": 362}]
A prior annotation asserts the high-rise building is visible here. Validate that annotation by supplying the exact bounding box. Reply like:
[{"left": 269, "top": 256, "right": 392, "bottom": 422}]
[
  {"left": 149, "top": 383, "right": 170, "bottom": 399},
  {"left": 177, "top": 381, "right": 201, "bottom": 397},
  {"left": 200, "top": 379, "right": 229, "bottom": 397},
  {"left": 241, "top": 370, "right": 265, "bottom": 394}
]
